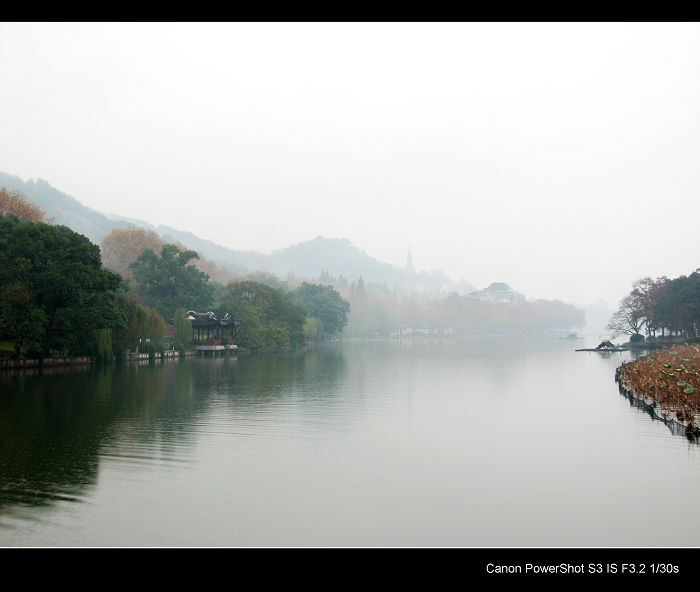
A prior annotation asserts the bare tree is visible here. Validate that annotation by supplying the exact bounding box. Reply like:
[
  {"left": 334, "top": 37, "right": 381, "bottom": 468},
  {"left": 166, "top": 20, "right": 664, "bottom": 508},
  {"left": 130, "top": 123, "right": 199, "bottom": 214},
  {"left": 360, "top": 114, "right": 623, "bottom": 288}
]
[
  {"left": 607, "top": 293, "right": 646, "bottom": 338},
  {"left": 630, "top": 276, "right": 669, "bottom": 337}
]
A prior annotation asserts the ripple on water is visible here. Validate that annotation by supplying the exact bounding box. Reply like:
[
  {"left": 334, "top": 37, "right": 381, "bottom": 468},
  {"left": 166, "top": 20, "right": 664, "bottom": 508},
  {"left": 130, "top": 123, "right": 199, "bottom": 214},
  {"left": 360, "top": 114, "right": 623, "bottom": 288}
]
[{"left": 1, "top": 339, "right": 699, "bottom": 546}]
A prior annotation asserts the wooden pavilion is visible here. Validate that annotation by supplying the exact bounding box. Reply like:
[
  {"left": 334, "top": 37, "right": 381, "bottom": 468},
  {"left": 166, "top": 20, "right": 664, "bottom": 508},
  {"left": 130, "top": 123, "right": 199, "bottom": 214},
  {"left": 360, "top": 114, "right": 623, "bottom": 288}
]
[{"left": 186, "top": 311, "right": 240, "bottom": 355}]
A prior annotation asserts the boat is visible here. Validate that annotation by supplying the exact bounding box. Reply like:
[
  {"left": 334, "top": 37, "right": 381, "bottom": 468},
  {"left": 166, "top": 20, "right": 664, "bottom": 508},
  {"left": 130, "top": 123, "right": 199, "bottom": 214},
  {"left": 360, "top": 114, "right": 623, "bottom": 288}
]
[{"left": 560, "top": 332, "right": 583, "bottom": 340}]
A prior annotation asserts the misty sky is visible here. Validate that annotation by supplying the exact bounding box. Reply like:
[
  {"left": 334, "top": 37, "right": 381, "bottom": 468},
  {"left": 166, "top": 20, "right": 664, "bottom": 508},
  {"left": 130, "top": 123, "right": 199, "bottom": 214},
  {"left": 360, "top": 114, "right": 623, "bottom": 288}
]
[{"left": 1, "top": 23, "right": 699, "bottom": 307}]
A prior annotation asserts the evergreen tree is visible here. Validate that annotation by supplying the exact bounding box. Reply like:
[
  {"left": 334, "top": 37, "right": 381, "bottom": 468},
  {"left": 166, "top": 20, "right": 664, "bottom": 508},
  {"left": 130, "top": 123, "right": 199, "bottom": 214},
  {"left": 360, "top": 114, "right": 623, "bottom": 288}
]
[
  {"left": 0, "top": 215, "right": 125, "bottom": 357},
  {"left": 131, "top": 244, "right": 214, "bottom": 318}
]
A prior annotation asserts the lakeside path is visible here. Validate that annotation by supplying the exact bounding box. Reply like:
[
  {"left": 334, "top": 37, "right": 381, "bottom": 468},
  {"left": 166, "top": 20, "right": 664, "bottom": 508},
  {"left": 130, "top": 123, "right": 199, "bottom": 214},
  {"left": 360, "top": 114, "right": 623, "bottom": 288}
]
[{"left": 615, "top": 344, "right": 700, "bottom": 437}]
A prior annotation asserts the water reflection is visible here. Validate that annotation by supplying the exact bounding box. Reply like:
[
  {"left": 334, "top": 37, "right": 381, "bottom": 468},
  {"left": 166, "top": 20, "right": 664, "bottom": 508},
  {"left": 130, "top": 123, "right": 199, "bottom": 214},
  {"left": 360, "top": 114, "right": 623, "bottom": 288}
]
[
  {"left": 1, "top": 339, "right": 698, "bottom": 546},
  {"left": 0, "top": 350, "right": 348, "bottom": 520},
  {"left": 0, "top": 360, "right": 195, "bottom": 514}
]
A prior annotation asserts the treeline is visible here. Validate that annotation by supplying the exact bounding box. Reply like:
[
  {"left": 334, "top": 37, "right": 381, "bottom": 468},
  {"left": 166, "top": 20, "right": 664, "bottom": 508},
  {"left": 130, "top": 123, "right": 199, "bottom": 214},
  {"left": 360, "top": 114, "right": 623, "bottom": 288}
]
[
  {"left": 215, "top": 280, "right": 349, "bottom": 351},
  {"left": 101, "top": 228, "right": 349, "bottom": 352},
  {"left": 608, "top": 271, "right": 700, "bottom": 340},
  {"left": 2, "top": 188, "right": 586, "bottom": 362},
  {"left": 0, "top": 192, "right": 350, "bottom": 360},
  {"left": 339, "top": 276, "right": 584, "bottom": 336}
]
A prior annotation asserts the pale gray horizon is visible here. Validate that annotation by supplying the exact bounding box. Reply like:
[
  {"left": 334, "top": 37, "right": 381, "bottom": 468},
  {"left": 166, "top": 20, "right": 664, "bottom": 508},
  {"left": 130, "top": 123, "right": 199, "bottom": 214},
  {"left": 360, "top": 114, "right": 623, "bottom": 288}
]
[{"left": 1, "top": 22, "right": 699, "bottom": 308}]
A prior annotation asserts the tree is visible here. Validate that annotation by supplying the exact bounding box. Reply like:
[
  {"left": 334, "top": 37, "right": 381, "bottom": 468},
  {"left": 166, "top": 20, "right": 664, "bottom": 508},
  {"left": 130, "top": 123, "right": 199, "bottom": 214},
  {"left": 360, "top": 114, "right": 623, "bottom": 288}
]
[
  {"left": 216, "top": 280, "right": 306, "bottom": 352},
  {"left": 0, "top": 282, "right": 47, "bottom": 357},
  {"left": 612, "top": 272, "right": 700, "bottom": 340},
  {"left": 173, "top": 308, "right": 192, "bottom": 346},
  {"left": 0, "top": 187, "right": 45, "bottom": 223},
  {"left": 0, "top": 215, "right": 125, "bottom": 357},
  {"left": 654, "top": 272, "right": 700, "bottom": 338},
  {"left": 130, "top": 244, "right": 214, "bottom": 318},
  {"left": 629, "top": 276, "right": 667, "bottom": 337},
  {"left": 94, "top": 328, "right": 113, "bottom": 362},
  {"left": 303, "top": 317, "right": 323, "bottom": 343},
  {"left": 101, "top": 228, "right": 163, "bottom": 280},
  {"left": 101, "top": 227, "right": 236, "bottom": 284},
  {"left": 607, "top": 293, "right": 647, "bottom": 338},
  {"left": 243, "top": 271, "right": 286, "bottom": 291},
  {"left": 112, "top": 293, "right": 166, "bottom": 356},
  {"left": 292, "top": 283, "right": 350, "bottom": 337}
]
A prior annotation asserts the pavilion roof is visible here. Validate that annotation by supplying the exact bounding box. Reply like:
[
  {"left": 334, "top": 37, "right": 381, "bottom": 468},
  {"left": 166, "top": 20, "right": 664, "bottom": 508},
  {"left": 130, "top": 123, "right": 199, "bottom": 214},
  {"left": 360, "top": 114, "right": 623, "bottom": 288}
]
[{"left": 186, "top": 311, "right": 240, "bottom": 328}]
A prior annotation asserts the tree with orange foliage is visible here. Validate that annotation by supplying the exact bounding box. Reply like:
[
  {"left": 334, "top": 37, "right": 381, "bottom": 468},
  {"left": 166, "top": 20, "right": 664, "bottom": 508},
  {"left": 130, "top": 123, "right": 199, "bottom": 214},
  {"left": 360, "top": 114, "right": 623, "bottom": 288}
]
[
  {"left": 101, "top": 227, "right": 236, "bottom": 284},
  {"left": 0, "top": 187, "right": 45, "bottom": 223},
  {"left": 101, "top": 228, "right": 164, "bottom": 280}
]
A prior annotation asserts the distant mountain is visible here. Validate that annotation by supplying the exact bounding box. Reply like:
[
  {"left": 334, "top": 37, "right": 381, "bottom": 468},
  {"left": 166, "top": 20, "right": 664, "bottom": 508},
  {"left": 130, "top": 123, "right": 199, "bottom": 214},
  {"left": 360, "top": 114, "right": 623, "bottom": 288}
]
[
  {"left": 154, "top": 225, "right": 261, "bottom": 275},
  {"left": 155, "top": 228, "right": 465, "bottom": 295},
  {"left": 0, "top": 171, "right": 471, "bottom": 296},
  {"left": 0, "top": 171, "right": 142, "bottom": 244},
  {"left": 267, "top": 236, "right": 465, "bottom": 295}
]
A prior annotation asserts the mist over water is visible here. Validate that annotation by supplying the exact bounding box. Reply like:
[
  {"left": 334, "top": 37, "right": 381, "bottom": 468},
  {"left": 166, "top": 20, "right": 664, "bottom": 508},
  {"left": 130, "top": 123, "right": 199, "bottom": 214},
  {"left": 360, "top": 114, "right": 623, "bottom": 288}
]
[
  {"left": 1, "top": 338, "right": 698, "bottom": 547},
  {"left": 2, "top": 22, "right": 699, "bottom": 554}
]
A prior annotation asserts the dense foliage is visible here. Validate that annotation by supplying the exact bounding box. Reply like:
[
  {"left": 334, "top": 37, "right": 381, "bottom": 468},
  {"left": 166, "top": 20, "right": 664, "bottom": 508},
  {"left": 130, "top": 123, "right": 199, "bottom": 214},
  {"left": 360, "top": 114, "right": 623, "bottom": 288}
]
[
  {"left": 0, "top": 215, "right": 125, "bottom": 357},
  {"left": 1, "top": 192, "right": 357, "bottom": 360},
  {"left": 608, "top": 271, "right": 700, "bottom": 339},
  {"left": 174, "top": 308, "right": 193, "bottom": 348},
  {"left": 112, "top": 293, "right": 167, "bottom": 357},
  {"left": 131, "top": 243, "right": 214, "bottom": 318},
  {"left": 292, "top": 283, "right": 350, "bottom": 338},
  {"left": 216, "top": 280, "right": 306, "bottom": 352},
  {"left": 0, "top": 213, "right": 353, "bottom": 359}
]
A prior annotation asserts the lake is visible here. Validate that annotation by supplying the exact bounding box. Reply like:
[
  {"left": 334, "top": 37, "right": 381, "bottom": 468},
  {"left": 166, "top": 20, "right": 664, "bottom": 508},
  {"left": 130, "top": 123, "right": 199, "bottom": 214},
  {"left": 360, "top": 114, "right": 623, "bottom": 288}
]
[{"left": 1, "top": 337, "right": 698, "bottom": 546}]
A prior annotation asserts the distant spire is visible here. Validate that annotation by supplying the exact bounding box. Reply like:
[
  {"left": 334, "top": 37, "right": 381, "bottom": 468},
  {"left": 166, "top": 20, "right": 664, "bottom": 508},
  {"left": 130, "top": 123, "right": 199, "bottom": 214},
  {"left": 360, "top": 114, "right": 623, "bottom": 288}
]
[{"left": 406, "top": 243, "right": 414, "bottom": 273}]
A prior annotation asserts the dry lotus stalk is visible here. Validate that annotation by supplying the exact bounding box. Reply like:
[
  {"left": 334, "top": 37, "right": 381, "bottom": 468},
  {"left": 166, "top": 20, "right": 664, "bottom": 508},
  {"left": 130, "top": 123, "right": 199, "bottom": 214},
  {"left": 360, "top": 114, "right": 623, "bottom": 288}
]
[{"left": 618, "top": 345, "right": 700, "bottom": 427}]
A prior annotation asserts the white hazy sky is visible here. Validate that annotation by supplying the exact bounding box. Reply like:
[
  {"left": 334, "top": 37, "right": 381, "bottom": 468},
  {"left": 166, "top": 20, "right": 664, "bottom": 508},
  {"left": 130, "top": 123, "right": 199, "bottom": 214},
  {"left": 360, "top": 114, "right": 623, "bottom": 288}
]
[{"left": 1, "top": 22, "right": 699, "bottom": 307}]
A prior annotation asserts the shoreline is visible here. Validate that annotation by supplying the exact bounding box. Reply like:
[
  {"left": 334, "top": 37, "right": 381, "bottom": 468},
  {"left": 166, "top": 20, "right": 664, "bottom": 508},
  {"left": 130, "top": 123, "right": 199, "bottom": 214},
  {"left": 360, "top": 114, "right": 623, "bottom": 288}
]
[
  {"left": 0, "top": 349, "right": 218, "bottom": 372},
  {"left": 621, "top": 336, "right": 700, "bottom": 350},
  {"left": 0, "top": 356, "right": 91, "bottom": 371},
  {"left": 615, "top": 345, "right": 700, "bottom": 440},
  {"left": 615, "top": 369, "right": 700, "bottom": 441}
]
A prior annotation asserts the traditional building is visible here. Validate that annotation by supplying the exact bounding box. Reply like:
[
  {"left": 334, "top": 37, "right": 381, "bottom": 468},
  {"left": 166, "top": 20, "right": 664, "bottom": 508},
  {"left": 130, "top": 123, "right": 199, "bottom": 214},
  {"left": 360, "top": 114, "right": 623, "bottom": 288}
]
[
  {"left": 467, "top": 282, "right": 525, "bottom": 305},
  {"left": 186, "top": 311, "right": 240, "bottom": 354}
]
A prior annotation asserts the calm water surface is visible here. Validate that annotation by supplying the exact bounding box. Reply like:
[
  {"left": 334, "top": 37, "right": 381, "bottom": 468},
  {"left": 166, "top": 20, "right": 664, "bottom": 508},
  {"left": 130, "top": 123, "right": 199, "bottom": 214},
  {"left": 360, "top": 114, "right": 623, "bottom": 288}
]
[{"left": 1, "top": 337, "right": 698, "bottom": 546}]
